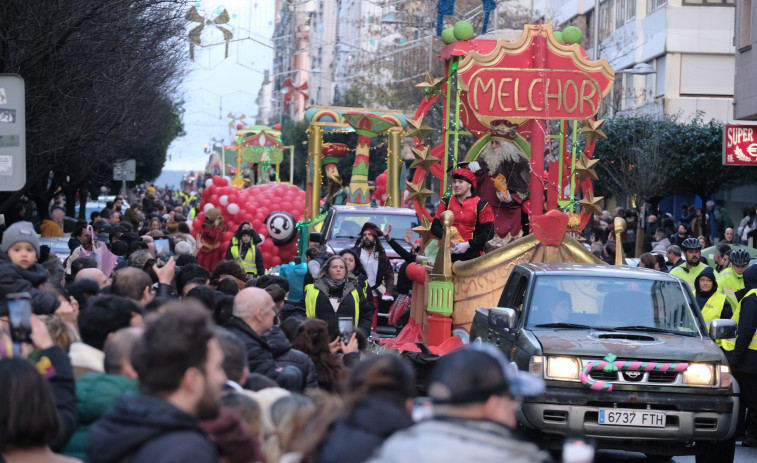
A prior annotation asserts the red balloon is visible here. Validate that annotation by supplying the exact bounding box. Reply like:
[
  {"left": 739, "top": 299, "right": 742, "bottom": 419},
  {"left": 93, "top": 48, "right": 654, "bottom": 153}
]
[{"left": 236, "top": 123, "right": 244, "bottom": 130}]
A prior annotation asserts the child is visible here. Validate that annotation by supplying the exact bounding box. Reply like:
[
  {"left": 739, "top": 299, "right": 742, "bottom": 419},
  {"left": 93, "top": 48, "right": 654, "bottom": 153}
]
[{"left": 1, "top": 221, "right": 61, "bottom": 317}]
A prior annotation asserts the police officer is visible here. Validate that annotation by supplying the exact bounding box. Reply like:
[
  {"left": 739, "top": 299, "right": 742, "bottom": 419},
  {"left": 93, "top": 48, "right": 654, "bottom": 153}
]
[
  {"left": 670, "top": 237, "right": 714, "bottom": 293},
  {"left": 725, "top": 265, "right": 757, "bottom": 447}
]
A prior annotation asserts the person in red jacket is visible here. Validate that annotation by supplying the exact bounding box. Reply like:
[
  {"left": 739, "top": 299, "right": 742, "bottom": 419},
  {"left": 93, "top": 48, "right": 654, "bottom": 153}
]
[
  {"left": 430, "top": 168, "right": 495, "bottom": 262},
  {"left": 469, "top": 159, "right": 523, "bottom": 240}
]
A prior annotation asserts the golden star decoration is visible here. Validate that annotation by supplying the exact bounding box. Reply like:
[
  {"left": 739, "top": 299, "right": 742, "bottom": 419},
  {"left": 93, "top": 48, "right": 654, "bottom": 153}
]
[
  {"left": 409, "top": 145, "right": 439, "bottom": 172},
  {"left": 575, "top": 153, "right": 600, "bottom": 185},
  {"left": 415, "top": 71, "right": 444, "bottom": 100},
  {"left": 412, "top": 215, "right": 434, "bottom": 249},
  {"left": 405, "top": 116, "right": 435, "bottom": 140},
  {"left": 578, "top": 190, "right": 604, "bottom": 216},
  {"left": 405, "top": 180, "right": 434, "bottom": 204},
  {"left": 579, "top": 118, "right": 608, "bottom": 146}
]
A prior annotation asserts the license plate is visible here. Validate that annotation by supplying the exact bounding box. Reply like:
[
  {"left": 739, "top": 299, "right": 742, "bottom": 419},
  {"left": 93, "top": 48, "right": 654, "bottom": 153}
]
[{"left": 598, "top": 409, "right": 666, "bottom": 427}]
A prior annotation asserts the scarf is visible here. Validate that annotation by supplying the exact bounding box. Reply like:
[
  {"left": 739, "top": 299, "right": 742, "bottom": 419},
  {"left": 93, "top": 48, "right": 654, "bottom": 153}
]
[{"left": 316, "top": 275, "right": 356, "bottom": 302}]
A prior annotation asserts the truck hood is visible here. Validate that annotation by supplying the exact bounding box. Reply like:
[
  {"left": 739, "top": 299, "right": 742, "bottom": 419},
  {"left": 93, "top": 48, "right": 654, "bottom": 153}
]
[{"left": 532, "top": 329, "right": 725, "bottom": 363}]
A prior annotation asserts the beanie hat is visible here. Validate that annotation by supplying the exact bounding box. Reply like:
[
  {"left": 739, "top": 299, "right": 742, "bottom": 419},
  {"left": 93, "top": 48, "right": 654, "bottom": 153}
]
[
  {"left": 452, "top": 168, "right": 476, "bottom": 188},
  {"left": 2, "top": 221, "right": 40, "bottom": 257}
]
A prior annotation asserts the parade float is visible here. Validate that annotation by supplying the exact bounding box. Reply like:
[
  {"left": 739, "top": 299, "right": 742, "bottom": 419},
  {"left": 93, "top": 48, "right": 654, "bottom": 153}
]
[{"left": 299, "top": 23, "right": 617, "bottom": 349}]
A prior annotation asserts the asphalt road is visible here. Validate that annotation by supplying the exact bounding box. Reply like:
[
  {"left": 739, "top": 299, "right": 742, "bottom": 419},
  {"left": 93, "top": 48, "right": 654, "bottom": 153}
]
[{"left": 591, "top": 444, "right": 757, "bottom": 462}]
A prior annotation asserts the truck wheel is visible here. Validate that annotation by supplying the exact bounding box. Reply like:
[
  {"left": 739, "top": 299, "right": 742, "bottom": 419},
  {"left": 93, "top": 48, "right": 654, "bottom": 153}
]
[{"left": 695, "top": 437, "right": 735, "bottom": 463}]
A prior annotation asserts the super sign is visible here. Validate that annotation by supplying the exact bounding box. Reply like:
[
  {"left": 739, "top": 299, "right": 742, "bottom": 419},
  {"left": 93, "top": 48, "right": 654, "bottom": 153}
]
[
  {"left": 723, "top": 124, "right": 757, "bottom": 166},
  {"left": 455, "top": 24, "right": 614, "bottom": 124}
]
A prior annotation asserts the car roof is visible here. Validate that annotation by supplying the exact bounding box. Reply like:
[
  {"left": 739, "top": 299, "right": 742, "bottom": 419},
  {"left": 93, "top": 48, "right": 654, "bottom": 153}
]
[
  {"left": 518, "top": 262, "right": 681, "bottom": 282},
  {"left": 330, "top": 205, "right": 418, "bottom": 215}
]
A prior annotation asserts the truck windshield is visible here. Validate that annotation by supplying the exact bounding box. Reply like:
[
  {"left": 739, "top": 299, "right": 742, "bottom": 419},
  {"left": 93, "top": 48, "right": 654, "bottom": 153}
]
[
  {"left": 331, "top": 212, "right": 419, "bottom": 239},
  {"left": 527, "top": 276, "right": 700, "bottom": 335}
]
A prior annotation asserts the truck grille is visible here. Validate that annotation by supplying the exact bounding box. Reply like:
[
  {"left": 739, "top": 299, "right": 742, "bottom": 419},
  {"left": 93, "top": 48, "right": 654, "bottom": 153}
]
[{"left": 582, "top": 359, "right": 682, "bottom": 385}]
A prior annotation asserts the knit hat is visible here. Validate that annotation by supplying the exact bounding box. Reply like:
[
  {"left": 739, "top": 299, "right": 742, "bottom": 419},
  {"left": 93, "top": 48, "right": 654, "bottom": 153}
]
[
  {"left": 2, "top": 221, "right": 40, "bottom": 256},
  {"left": 452, "top": 168, "right": 476, "bottom": 188}
]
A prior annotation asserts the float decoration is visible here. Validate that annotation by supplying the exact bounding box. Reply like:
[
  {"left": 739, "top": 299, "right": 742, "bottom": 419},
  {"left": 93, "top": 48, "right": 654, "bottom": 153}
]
[{"left": 580, "top": 354, "right": 689, "bottom": 392}]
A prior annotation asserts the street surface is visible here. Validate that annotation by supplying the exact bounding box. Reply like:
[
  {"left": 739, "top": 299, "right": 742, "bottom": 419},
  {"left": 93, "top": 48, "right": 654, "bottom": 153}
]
[{"left": 593, "top": 445, "right": 757, "bottom": 461}]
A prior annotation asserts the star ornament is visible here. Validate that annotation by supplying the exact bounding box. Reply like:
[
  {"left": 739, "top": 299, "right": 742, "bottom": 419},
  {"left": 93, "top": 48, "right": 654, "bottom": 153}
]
[
  {"left": 578, "top": 190, "right": 604, "bottom": 216},
  {"left": 412, "top": 215, "right": 434, "bottom": 248},
  {"left": 415, "top": 71, "right": 444, "bottom": 100},
  {"left": 579, "top": 118, "right": 608, "bottom": 146},
  {"left": 405, "top": 116, "right": 435, "bottom": 140},
  {"left": 409, "top": 145, "right": 439, "bottom": 172},
  {"left": 575, "top": 153, "right": 600, "bottom": 185},
  {"left": 405, "top": 180, "right": 434, "bottom": 204}
]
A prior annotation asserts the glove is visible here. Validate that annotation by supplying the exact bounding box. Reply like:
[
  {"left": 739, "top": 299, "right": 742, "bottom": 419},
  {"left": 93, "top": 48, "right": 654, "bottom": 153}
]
[
  {"left": 382, "top": 294, "right": 394, "bottom": 302},
  {"left": 468, "top": 161, "right": 481, "bottom": 173},
  {"left": 451, "top": 241, "right": 471, "bottom": 254}
]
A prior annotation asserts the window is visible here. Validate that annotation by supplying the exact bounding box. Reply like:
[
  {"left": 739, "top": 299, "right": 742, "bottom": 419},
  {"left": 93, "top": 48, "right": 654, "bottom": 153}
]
[
  {"left": 741, "top": 0, "right": 752, "bottom": 49},
  {"left": 682, "top": 0, "right": 733, "bottom": 4},
  {"left": 599, "top": 0, "right": 614, "bottom": 40},
  {"left": 616, "top": 0, "right": 636, "bottom": 28},
  {"left": 647, "top": 0, "right": 667, "bottom": 14}
]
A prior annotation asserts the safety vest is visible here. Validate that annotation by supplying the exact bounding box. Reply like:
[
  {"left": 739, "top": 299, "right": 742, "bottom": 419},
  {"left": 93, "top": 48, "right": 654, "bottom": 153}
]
[
  {"left": 722, "top": 288, "right": 757, "bottom": 351},
  {"left": 701, "top": 293, "right": 727, "bottom": 328},
  {"left": 304, "top": 284, "right": 360, "bottom": 327},
  {"left": 717, "top": 268, "right": 745, "bottom": 316},
  {"left": 177, "top": 191, "right": 190, "bottom": 206},
  {"left": 230, "top": 243, "right": 258, "bottom": 275},
  {"left": 670, "top": 262, "right": 713, "bottom": 294}
]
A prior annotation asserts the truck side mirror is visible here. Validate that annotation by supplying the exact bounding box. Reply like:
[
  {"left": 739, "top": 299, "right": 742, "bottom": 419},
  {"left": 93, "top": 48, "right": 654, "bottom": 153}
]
[
  {"left": 309, "top": 232, "right": 323, "bottom": 244},
  {"left": 709, "top": 318, "right": 737, "bottom": 341},
  {"left": 488, "top": 307, "right": 518, "bottom": 331}
]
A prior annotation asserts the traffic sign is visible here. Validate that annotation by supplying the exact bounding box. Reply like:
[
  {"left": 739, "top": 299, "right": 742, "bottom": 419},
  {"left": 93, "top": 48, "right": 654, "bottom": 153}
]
[
  {"left": 723, "top": 124, "right": 757, "bottom": 166},
  {"left": 113, "top": 159, "right": 136, "bottom": 181},
  {"left": 0, "top": 75, "right": 26, "bottom": 191}
]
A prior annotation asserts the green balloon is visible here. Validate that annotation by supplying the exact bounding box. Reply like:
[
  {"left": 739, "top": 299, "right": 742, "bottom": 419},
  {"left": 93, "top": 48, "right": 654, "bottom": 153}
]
[
  {"left": 453, "top": 21, "right": 475, "bottom": 41},
  {"left": 442, "top": 28, "right": 457, "bottom": 45},
  {"left": 553, "top": 30, "right": 564, "bottom": 43},
  {"left": 563, "top": 26, "right": 583, "bottom": 44}
]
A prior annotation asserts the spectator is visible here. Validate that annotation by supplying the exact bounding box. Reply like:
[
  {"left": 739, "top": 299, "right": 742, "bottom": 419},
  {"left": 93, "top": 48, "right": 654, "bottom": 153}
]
[
  {"left": 367, "top": 345, "right": 548, "bottom": 463},
  {"left": 111, "top": 267, "right": 154, "bottom": 306},
  {"left": 669, "top": 223, "right": 690, "bottom": 247},
  {"left": 75, "top": 268, "right": 110, "bottom": 289},
  {"left": 62, "top": 328, "right": 141, "bottom": 460},
  {"left": 41, "top": 208, "right": 66, "bottom": 238},
  {"left": 186, "top": 284, "right": 218, "bottom": 312},
  {"left": 714, "top": 244, "right": 732, "bottom": 273},
  {"left": 42, "top": 258, "right": 66, "bottom": 287},
  {"left": 291, "top": 319, "right": 355, "bottom": 392},
  {"left": 71, "top": 295, "right": 143, "bottom": 380},
  {"left": 69, "top": 257, "right": 97, "bottom": 281},
  {"left": 318, "top": 355, "right": 416, "bottom": 463},
  {"left": 225, "top": 288, "right": 303, "bottom": 390},
  {"left": 88, "top": 303, "right": 226, "bottom": 463},
  {"left": 222, "top": 392, "right": 263, "bottom": 438},
  {"left": 38, "top": 314, "right": 80, "bottom": 353},
  {"left": 639, "top": 253, "right": 659, "bottom": 271},
  {"left": 722, "top": 227, "right": 736, "bottom": 245},
  {"left": 667, "top": 245, "right": 684, "bottom": 270},
  {"left": 218, "top": 277, "right": 240, "bottom": 296},
  {"left": 691, "top": 208, "right": 711, "bottom": 248},
  {"left": 263, "top": 315, "right": 318, "bottom": 391},
  {"left": 650, "top": 228, "right": 670, "bottom": 255},
  {"left": 263, "top": 394, "right": 314, "bottom": 463},
  {"left": 176, "top": 263, "right": 211, "bottom": 297},
  {"left": 216, "top": 328, "right": 249, "bottom": 391}
]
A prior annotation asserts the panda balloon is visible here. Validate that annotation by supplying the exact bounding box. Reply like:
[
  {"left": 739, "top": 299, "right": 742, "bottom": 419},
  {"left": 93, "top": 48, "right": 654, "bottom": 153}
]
[{"left": 265, "top": 211, "right": 297, "bottom": 246}]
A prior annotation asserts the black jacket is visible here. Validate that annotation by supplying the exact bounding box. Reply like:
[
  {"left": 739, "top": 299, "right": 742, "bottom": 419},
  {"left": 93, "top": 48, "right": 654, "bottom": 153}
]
[
  {"left": 43, "top": 346, "right": 77, "bottom": 452},
  {"left": 694, "top": 266, "right": 732, "bottom": 320},
  {"left": 0, "top": 250, "right": 60, "bottom": 316},
  {"left": 264, "top": 325, "right": 319, "bottom": 389},
  {"left": 305, "top": 280, "right": 373, "bottom": 338},
  {"left": 87, "top": 394, "right": 217, "bottom": 463},
  {"left": 728, "top": 265, "right": 757, "bottom": 373},
  {"left": 317, "top": 395, "right": 414, "bottom": 463},
  {"left": 385, "top": 236, "right": 415, "bottom": 295},
  {"left": 224, "top": 316, "right": 303, "bottom": 390}
]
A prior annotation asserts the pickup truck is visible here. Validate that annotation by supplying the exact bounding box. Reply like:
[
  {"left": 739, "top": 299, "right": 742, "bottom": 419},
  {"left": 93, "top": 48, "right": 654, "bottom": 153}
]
[{"left": 470, "top": 263, "right": 738, "bottom": 462}]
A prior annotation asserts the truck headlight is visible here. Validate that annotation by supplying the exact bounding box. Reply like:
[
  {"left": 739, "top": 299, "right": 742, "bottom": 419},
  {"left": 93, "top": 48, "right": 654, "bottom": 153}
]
[
  {"left": 546, "top": 356, "right": 581, "bottom": 381},
  {"left": 529, "top": 356, "right": 545, "bottom": 377},
  {"left": 683, "top": 363, "right": 715, "bottom": 386}
]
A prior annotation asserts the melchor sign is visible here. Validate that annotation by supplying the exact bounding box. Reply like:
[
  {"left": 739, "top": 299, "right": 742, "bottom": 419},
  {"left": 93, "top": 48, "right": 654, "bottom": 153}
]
[{"left": 454, "top": 24, "right": 614, "bottom": 128}]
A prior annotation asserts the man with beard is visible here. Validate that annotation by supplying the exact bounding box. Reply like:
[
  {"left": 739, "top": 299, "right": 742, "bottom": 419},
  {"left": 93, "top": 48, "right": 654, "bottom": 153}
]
[
  {"left": 430, "top": 168, "right": 495, "bottom": 262},
  {"left": 670, "top": 237, "right": 715, "bottom": 293},
  {"left": 353, "top": 223, "right": 394, "bottom": 330},
  {"left": 88, "top": 302, "right": 226, "bottom": 463}
]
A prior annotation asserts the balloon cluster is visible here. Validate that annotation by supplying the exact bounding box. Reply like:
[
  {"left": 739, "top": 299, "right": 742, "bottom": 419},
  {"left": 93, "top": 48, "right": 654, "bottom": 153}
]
[
  {"left": 373, "top": 171, "right": 387, "bottom": 206},
  {"left": 191, "top": 176, "right": 306, "bottom": 269}
]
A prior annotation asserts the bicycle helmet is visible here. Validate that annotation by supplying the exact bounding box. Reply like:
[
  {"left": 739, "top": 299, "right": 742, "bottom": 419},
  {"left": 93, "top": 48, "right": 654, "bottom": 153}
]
[
  {"left": 681, "top": 237, "right": 702, "bottom": 250},
  {"left": 730, "top": 248, "right": 751, "bottom": 267}
]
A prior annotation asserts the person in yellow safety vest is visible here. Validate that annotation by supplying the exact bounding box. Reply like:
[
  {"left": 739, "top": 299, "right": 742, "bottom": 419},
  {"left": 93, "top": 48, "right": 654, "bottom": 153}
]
[
  {"left": 338, "top": 248, "right": 376, "bottom": 314},
  {"left": 225, "top": 229, "right": 264, "bottom": 276},
  {"left": 670, "top": 237, "right": 715, "bottom": 293},
  {"left": 303, "top": 255, "right": 373, "bottom": 339},
  {"left": 724, "top": 265, "right": 757, "bottom": 447},
  {"left": 718, "top": 249, "right": 750, "bottom": 351},
  {"left": 694, "top": 267, "right": 732, "bottom": 343}
]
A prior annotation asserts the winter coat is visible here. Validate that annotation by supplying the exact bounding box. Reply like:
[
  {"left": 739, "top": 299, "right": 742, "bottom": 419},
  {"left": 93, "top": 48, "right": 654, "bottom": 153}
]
[
  {"left": 62, "top": 373, "right": 140, "bottom": 460},
  {"left": 726, "top": 265, "right": 757, "bottom": 373},
  {"left": 87, "top": 394, "right": 216, "bottom": 463},
  {"left": 385, "top": 237, "right": 415, "bottom": 296},
  {"left": 43, "top": 346, "right": 78, "bottom": 452},
  {"left": 264, "top": 326, "right": 319, "bottom": 389},
  {"left": 366, "top": 417, "right": 549, "bottom": 463},
  {"left": 351, "top": 246, "right": 395, "bottom": 296},
  {"left": 304, "top": 280, "right": 373, "bottom": 338},
  {"left": 318, "top": 395, "right": 414, "bottom": 463},
  {"left": 0, "top": 250, "right": 60, "bottom": 316},
  {"left": 224, "top": 316, "right": 303, "bottom": 391},
  {"left": 651, "top": 237, "right": 671, "bottom": 254},
  {"left": 694, "top": 266, "right": 732, "bottom": 321}
]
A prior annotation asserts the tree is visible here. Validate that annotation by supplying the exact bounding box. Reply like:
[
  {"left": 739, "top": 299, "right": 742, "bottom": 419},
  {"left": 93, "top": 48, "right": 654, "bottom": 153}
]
[
  {"left": 0, "top": 0, "right": 188, "bottom": 223},
  {"left": 594, "top": 115, "right": 681, "bottom": 256}
]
